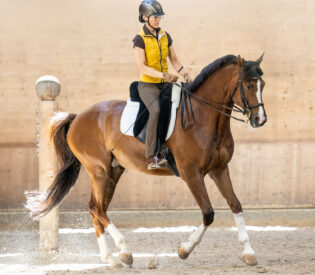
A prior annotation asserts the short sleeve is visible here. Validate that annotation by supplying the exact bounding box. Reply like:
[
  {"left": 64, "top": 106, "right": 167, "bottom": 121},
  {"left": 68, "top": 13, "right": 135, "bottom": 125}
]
[
  {"left": 133, "top": 35, "right": 145, "bottom": 49},
  {"left": 165, "top": 32, "right": 173, "bottom": 47}
]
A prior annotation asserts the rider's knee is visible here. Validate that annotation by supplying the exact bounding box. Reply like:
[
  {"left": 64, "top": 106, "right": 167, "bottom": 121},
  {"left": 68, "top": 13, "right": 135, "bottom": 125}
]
[
  {"left": 150, "top": 104, "right": 160, "bottom": 115},
  {"left": 150, "top": 111, "right": 160, "bottom": 119}
]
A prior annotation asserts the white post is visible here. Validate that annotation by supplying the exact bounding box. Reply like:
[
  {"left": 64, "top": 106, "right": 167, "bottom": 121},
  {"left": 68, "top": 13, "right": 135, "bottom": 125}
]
[{"left": 35, "top": 75, "right": 60, "bottom": 251}]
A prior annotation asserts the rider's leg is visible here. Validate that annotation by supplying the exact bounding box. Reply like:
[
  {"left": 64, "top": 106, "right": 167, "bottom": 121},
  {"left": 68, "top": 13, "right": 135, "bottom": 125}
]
[{"left": 138, "top": 82, "right": 165, "bottom": 168}]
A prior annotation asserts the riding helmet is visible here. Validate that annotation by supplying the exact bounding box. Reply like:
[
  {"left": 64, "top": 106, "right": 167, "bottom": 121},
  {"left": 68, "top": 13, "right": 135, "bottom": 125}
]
[{"left": 139, "top": 0, "right": 165, "bottom": 23}]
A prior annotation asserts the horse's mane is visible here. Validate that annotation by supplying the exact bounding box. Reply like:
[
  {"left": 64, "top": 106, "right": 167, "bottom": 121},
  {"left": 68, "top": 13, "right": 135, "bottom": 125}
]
[{"left": 185, "top": 55, "right": 237, "bottom": 92}]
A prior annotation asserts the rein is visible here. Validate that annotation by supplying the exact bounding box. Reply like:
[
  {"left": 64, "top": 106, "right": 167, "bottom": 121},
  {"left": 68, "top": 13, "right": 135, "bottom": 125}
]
[
  {"left": 112, "top": 77, "right": 264, "bottom": 151},
  {"left": 176, "top": 80, "right": 247, "bottom": 129},
  {"left": 177, "top": 77, "right": 264, "bottom": 129}
]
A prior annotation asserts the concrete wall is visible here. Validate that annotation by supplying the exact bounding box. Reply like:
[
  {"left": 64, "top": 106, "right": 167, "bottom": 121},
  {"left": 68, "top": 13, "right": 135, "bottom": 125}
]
[{"left": 0, "top": 0, "right": 314, "bottom": 209}]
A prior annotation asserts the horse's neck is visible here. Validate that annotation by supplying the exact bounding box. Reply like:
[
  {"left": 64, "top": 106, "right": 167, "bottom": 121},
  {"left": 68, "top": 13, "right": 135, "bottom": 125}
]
[
  {"left": 195, "top": 65, "right": 237, "bottom": 105},
  {"left": 193, "top": 65, "right": 237, "bottom": 138}
]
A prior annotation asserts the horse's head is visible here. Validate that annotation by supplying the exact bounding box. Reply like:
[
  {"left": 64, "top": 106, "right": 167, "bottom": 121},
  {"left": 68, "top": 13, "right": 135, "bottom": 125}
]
[{"left": 232, "top": 54, "right": 267, "bottom": 128}]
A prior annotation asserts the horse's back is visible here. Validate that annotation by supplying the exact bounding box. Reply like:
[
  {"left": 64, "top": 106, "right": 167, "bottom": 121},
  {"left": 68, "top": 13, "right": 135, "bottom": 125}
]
[
  {"left": 75, "top": 100, "right": 125, "bottom": 124},
  {"left": 84, "top": 100, "right": 126, "bottom": 116}
]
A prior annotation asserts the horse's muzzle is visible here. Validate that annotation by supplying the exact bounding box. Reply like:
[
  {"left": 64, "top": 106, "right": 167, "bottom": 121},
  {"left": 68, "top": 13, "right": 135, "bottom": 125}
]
[{"left": 251, "top": 114, "right": 267, "bottom": 128}]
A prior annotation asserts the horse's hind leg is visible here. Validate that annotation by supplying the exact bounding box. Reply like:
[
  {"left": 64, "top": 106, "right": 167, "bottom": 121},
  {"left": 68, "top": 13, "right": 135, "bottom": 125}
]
[
  {"left": 209, "top": 166, "right": 257, "bottom": 266},
  {"left": 88, "top": 168, "right": 120, "bottom": 267},
  {"left": 88, "top": 165, "right": 133, "bottom": 267},
  {"left": 106, "top": 166, "right": 133, "bottom": 266}
]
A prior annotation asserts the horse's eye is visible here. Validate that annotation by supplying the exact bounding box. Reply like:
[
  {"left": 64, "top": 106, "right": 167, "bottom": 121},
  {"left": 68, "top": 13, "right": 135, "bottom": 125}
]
[{"left": 246, "top": 84, "right": 252, "bottom": 90}]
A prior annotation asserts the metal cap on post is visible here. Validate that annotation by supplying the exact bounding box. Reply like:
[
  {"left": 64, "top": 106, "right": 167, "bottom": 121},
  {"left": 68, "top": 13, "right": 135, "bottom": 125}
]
[{"left": 36, "top": 75, "right": 60, "bottom": 251}]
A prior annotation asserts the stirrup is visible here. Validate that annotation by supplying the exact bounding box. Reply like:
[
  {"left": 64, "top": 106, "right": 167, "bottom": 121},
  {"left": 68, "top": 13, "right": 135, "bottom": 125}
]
[
  {"left": 148, "top": 162, "right": 161, "bottom": 170},
  {"left": 148, "top": 155, "right": 167, "bottom": 170},
  {"left": 156, "top": 152, "right": 168, "bottom": 167},
  {"left": 157, "top": 157, "right": 167, "bottom": 167}
]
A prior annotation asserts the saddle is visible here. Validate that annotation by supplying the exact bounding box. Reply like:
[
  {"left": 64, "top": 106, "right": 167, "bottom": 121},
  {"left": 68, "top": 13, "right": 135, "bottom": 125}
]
[{"left": 120, "top": 81, "right": 182, "bottom": 176}]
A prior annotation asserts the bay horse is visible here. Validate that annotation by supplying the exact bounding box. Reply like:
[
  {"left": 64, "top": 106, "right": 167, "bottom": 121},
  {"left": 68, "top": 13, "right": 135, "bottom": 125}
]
[{"left": 26, "top": 54, "right": 267, "bottom": 267}]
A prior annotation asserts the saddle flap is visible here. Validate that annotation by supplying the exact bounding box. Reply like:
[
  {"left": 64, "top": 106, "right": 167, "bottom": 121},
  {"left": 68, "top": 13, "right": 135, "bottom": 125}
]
[{"left": 120, "top": 99, "right": 140, "bottom": 136}]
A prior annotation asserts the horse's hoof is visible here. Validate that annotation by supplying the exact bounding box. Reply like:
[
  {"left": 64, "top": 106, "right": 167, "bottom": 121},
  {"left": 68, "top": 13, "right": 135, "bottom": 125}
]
[
  {"left": 242, "top": 253, "right": 257, "bottom": 266},
  {"left": 147, "top": 258, "right": 158, "bottom": 269},
  {"left": 119, "top": 252, "right": 133, "bottom": 266},
  {"left": 101, "top": 255, "right": 123, "bottom": 268},
  {"left": 111, "top": 262, "right": 124, "bottom": 268},
  {"left": 178, "top": 246, "right": 190, "bottom": 259}
]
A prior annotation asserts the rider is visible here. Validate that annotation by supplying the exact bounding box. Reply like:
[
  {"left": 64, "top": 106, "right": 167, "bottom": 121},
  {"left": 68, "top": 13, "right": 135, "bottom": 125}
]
[{"left": 134, "top": 0, "right": 192, "bottom": 170}]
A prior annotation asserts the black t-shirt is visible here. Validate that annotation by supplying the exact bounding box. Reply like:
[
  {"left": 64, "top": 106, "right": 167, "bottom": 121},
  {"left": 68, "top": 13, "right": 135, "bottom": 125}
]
[{"left": 133, "top": 30, "right": 173, "bottom": 49}]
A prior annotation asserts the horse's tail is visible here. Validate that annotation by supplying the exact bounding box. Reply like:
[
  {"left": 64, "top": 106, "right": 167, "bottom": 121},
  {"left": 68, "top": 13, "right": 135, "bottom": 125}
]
[{"left": 25, "top": 112, "right": 81, "bottom": 220}]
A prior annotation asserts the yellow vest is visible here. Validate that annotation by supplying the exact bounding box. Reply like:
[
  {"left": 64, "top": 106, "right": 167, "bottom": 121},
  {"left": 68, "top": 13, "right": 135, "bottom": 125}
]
[{"left": 139, "top": 28, "right": 169, "bottom": 83}]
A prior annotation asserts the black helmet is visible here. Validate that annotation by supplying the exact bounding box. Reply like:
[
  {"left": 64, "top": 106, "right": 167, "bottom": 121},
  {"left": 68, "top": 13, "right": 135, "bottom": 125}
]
[{"left": 139, "top": 0, "right": 165, "bottom": 23}]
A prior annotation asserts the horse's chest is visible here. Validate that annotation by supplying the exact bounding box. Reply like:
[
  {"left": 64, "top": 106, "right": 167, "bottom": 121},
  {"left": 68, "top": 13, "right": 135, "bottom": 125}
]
[{"left": 206, "top": 144, "right": 233, "bottom": 171}]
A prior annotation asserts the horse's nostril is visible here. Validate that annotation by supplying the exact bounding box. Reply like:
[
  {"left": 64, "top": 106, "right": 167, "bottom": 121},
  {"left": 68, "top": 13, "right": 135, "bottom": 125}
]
[{"left": 256, "top": 116, "right": 266, "bottom": 125}]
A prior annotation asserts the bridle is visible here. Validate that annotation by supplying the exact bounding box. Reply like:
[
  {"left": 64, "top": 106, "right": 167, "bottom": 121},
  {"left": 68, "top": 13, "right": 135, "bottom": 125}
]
[
  {"left": 177, "top": 75, "right": 264, "bottom": 129},
  {"left": 231, "top": 78, "right": 264, "bottom": 117}
]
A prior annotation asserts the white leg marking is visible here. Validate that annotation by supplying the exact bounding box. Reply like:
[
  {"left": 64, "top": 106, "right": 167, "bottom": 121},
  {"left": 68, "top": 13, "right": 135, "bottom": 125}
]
[
  {"left": 181, "top": 223, "right": 208, "bottom": 253},
  {"left": 256, "top": 80, "right": 265, "bottom": 122},
  {"left": 107, "top": 223, "right": 129, "bottom": 253},
  {"left": 234, "top": 212, "right": 255, "bottom": 255},
  {"left": 97, "top": 233, "right": 118, "bottom": 266}
]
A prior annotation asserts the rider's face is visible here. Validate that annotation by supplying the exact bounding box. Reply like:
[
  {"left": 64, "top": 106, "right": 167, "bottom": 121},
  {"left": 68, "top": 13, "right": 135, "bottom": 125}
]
[{"left": 144, "top": 15, "right": 162, "bottom": 29}]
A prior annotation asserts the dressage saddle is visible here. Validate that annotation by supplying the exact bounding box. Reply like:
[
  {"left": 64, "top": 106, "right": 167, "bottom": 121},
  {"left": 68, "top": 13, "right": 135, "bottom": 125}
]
[{"left": 129, "top": 81, "right": 179, "bottom": 176}]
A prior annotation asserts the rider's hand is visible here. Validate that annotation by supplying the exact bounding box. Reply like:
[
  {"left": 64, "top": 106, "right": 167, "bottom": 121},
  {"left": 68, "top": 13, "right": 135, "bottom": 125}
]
[
  {"left": 183, "top": 73, "right": 192, "bottom": 83},
  {"left": 163, "top": 72, "right": 179, "bottom": 83}
]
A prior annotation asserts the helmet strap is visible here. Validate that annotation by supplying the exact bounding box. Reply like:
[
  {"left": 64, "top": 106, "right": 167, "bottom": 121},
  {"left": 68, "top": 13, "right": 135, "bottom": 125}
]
[{"left": 146, "top": 16, "right": 160, "bottom": 34}]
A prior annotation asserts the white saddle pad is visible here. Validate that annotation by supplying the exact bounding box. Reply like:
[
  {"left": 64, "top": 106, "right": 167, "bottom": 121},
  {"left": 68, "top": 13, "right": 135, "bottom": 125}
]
[{"left": 120, "top": 82, "right": 182, "bottom": 140}]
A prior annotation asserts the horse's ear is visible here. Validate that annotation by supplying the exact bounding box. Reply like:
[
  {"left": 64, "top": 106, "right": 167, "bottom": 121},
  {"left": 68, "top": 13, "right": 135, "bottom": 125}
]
[
  {"left": 256, "top": 52, "right": 265, "bottom": 64},
  {"left": 237, "top": 55, "right": 244, "bottom": 67}
]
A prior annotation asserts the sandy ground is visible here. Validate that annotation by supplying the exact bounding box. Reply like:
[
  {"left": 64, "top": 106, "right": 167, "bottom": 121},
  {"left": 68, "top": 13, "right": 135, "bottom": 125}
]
[{"left": 0, "top": 226, "right": 315, "bottom": 275}]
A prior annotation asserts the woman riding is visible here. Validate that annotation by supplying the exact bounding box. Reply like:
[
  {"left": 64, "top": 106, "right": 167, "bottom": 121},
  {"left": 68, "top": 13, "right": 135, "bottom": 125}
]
[{"left": 134, "top": 0, "right": 192, "bottom": 170}]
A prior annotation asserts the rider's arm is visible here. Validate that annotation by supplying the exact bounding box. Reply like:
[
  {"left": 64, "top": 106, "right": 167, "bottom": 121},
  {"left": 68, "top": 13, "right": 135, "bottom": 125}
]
[
  {"left": 134, "top": 47, "right": 164, "bottom": 79},
  {"left": 168, "top": 45, "right": 190, "bottom": 77}
]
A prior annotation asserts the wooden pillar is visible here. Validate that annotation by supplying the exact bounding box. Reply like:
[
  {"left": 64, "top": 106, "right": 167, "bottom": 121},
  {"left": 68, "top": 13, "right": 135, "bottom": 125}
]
[{"left": 35, "top": 75, "right": 60, "bottom": 251}]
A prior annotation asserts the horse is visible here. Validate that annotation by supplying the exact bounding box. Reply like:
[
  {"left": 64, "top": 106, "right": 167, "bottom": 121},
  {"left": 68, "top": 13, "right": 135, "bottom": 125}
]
[{"left": 25, "top": 54, "right": 267, "bottom": 267}]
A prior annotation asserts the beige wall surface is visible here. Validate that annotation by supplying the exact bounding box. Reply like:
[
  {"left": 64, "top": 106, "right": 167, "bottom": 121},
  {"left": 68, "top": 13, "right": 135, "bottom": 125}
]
[{"left": 0, "top": 0, "right": 314, "bottom": 209}]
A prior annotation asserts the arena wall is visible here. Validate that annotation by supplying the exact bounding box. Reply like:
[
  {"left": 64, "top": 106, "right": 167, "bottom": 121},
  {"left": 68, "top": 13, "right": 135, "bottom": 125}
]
[{"left": 0, "top": 0, "right": 314, "bottom": 209}]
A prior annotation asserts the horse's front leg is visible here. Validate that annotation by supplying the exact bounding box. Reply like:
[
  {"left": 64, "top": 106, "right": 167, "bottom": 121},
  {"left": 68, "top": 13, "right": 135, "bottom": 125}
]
[
  {"left": 209, "top": 166, "right": 257, "bottom": 266},
  {"left": 178, "top": 172, "right": 214, "bottom": 259}
]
